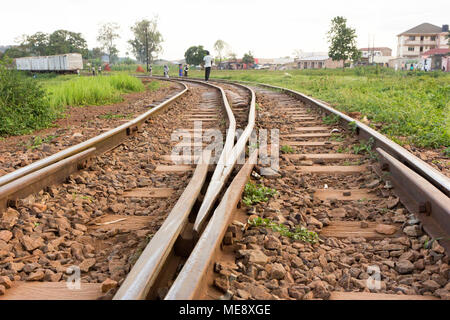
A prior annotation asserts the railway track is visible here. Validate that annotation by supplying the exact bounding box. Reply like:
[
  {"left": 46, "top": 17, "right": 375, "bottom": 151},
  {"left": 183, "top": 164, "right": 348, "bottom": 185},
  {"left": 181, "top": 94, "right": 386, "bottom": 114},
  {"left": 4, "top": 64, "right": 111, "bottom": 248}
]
[
  {"left": 0, "top": 76, "right": 448, "bottom": 300},
  {"left": 163, "top": 79, "right": 449, "bottom": 301}
]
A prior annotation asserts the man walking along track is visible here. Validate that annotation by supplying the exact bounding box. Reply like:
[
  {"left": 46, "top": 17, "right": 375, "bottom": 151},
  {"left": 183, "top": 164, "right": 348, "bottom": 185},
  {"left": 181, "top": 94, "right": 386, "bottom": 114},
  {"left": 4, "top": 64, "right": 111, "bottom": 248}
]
[{"left": 203, "top": 51, "right": 212, "bottom": 81}]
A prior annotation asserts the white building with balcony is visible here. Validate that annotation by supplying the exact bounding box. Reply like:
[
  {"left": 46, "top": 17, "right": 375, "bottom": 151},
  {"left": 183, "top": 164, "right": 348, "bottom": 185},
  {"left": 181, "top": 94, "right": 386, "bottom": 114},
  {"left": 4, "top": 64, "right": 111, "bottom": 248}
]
[{"left": 397, "top": 23, "right": 449, "bottom": 58}]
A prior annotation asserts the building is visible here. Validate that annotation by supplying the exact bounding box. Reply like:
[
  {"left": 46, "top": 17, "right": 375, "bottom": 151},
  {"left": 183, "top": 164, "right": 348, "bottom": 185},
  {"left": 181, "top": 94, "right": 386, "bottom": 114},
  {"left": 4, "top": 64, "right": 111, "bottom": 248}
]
[
  {"left": 421, "top": 48, "right": 450, "bottom": 71},
  {"left": 359, "top": 47, "right": 393, "bottom": 66},
  {"left": 296, "top": 55, "right": 343, "bottom": 69},
  {"left": 360, "top": 47, "right": 392, "bottom": 58},
  {"left": 397, "top": 23, "right": 449, "bottom": 58}
]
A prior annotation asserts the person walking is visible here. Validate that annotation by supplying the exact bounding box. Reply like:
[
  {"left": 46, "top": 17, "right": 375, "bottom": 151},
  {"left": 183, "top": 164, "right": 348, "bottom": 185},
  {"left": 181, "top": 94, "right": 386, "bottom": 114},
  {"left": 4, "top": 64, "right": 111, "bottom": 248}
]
[
  {"left": 98, "top": 65, "right": 102, "bottom": 75},
  {"left": 92, "top": 65, "right": 96, "bottom": 76},
  {"left": 203, "top": 51, "right": 213, "bottom": 81},
  {"left": 178, "top": 64, "right": 183, "bottom": 77},
  {"left": 149, "top": 65, "right": 152, "bottom": 76},
  {"left": 184, "top": 64, "right": 189, "bottom": 77},
  {"left": 164, "top": 65, "right": 169, "bottom": 78}
]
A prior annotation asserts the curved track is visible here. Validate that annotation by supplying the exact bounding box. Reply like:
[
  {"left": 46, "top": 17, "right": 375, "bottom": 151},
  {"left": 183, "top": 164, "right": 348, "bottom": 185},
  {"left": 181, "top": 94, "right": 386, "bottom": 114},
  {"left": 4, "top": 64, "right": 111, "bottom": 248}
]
[{"left": 0, "top": 76, "right": 448, "bottom": 300}]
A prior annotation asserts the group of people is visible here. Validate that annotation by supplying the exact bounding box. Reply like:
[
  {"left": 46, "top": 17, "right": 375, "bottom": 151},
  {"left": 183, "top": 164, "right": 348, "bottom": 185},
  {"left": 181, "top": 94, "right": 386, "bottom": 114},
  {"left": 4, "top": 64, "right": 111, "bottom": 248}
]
[
  {"left": 161, "top": 50, "right": 214, "bottom": 81},
  {"left": 163, "top": 64, "right": 189, "bottom": 78},
  {"left": 91, "top": 65, "right": 102, "bottom": 76}
]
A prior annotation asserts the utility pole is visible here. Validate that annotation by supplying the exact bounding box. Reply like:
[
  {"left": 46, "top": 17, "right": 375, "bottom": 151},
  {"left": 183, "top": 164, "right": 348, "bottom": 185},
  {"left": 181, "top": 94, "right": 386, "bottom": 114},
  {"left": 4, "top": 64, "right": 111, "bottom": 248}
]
[{"left": 145, "top": 27, "right": 149, "bottom": 72}]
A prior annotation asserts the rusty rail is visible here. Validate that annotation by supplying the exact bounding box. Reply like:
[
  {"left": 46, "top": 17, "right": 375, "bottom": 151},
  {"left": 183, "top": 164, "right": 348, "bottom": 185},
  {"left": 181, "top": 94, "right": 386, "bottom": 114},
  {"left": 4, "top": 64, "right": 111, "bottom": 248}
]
[
  {"left": 376, "top": 148, "right": 450, "bottom": 252},
  {"left": 214, "top": 79, "right": 450, "bottom": 197},
  {"left": 165, "top": 150, "right": 258, "bottom": 300},
  {"left": 0, "top": 81, "right": 188, "bottom": 212},
  {"left": 113, "top": 77, "right": 256, "bottom": 300},
  {"left": 113, "top": 150, "right": 211, "bottom": 300}
]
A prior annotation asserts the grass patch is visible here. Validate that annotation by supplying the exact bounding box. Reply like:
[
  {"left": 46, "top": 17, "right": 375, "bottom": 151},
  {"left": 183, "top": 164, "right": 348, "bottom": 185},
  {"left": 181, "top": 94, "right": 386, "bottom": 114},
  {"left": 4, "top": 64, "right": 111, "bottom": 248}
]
[
  {"left": 280, "top": 145, "right": 294, "bottom": 154},
  {"left": 248, "top": 216, "right": 319, "bottom": 244},
  {"left": 44, "top": 74, "right": 145, "bottom": 108},
  {"left": 242, "top": 182, "right": 277, "bottom": 206},
  {"left": 98, "top": 113, "right": 132, "bottom": 120},
  {"left": 323, "top": 114, "right": 340, "bottom": 125},
  {"left": 22, "top": 134, "right": 59, "bottom": 150}
]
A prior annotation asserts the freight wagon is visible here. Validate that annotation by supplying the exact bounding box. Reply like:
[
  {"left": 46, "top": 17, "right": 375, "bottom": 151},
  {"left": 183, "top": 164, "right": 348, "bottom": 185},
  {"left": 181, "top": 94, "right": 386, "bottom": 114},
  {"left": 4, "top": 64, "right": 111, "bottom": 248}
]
[{"left": 15, "top": 53, "right": 83, "bottom": 73}]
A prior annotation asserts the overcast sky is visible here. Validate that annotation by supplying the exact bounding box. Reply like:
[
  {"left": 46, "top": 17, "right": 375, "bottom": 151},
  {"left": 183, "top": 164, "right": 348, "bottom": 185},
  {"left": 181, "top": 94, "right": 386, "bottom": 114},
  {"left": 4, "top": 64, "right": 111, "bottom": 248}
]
[{"left": 1, "top": 0, "right": 449, "bottom": 60}]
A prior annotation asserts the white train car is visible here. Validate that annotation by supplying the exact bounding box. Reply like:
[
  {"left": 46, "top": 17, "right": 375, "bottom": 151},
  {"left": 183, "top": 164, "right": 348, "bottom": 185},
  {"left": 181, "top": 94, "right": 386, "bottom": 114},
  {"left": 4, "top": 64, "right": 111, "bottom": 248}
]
[{"left": 15, "top": 53, "right": 83, "bottom": 73}]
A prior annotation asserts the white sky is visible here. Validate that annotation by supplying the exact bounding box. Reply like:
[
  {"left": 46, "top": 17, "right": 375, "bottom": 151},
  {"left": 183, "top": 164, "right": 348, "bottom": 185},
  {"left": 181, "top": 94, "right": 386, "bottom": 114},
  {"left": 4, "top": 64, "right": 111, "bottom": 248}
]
[{"left": 1, "top": 0, "right": 449, "bottom": 60}]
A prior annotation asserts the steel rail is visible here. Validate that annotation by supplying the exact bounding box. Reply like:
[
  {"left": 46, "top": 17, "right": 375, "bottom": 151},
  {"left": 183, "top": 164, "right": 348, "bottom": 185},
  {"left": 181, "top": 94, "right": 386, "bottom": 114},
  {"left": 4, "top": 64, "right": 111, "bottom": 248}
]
[
  {"left": 0, "top": 81, "right": 188, "bottom": 212},
  {"left": 113, "top": 150, "right": 211, "bottom": 300},
  {"left": 0, "top": 81, "right": 188, "bottom": 188},
  {"left": 165, "top": 150, "right": 258, "bottom": 300},
  {"left": 193, "top": 82, "right": 256, "bottom": 234},
  {"left": 142, "top": 76, "right": 245, "bottom": 235},
  {"left": 376, "top": 148, "right": 450, "bottom": 252},
  {"left": 208, "top": 78, "right": 450, "bottom": 197},
  {"left": 114, "top": 77, "right": 255, "bottom": 300}
]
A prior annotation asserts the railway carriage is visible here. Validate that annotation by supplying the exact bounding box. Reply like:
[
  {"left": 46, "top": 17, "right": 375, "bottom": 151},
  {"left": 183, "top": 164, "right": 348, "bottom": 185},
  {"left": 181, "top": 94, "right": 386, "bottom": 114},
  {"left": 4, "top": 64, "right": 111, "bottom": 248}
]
[{"left": 15, "top": 53, "right": 83, "bottom": 73}]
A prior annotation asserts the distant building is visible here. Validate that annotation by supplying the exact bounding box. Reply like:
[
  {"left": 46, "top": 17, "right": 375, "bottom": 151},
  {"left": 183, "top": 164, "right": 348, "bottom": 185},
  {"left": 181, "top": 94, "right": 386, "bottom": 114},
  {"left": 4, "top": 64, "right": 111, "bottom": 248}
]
[
  {"left": 397, "top": 23, "right": 449, "bottom": 58},
  {"left": 359, "top": 47, "right": 392, "bottom": 58},
  {"left": 359, "top": 47, "right": 393, "bottom": 66},
  {"left": 296, "top": 55, "right": 343, "bottom": 69}
]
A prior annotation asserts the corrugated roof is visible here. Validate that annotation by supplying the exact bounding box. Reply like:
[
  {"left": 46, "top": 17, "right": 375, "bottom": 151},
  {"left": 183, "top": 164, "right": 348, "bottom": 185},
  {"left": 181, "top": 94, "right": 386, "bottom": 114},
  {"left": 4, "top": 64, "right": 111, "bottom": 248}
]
[
  {"left": 422, "top": 48, "right": 450, "bottom": 56},
  {"left": 398, "top": 23, "right": 443, "bottom": 35}
]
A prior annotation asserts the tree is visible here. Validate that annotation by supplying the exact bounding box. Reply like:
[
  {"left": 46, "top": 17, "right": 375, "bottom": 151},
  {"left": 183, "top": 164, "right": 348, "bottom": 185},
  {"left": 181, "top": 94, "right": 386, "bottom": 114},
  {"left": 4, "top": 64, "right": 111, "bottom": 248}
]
[
  {"left": 22, "top": 32, "right": 49, "bottom": 56},
  {"left": 128, "top": 18, "right": 163, "bottom": 70},
  {"left": 3, "top": 46, "right": 28, "bottom": 58},
  {"left": 184, "top": 45, "right": 207, "bottom": 66},
  {"left": 48, "top": 30, "right": 88, "bottom": 57},
  {"left": 213, "top": 40, "right": 229, "bottom": 64},
  {"left": 97, "top": 22, "right": 120, "bottom": 64},
  {"left": 242, "top": 51, "right": 255, "bottom": 65},
  {"left": 327, "top": 16, "right": 361, "bottom": 68},
  {"left": 11, "top": 30, "right": 88, "bottom": 57}
]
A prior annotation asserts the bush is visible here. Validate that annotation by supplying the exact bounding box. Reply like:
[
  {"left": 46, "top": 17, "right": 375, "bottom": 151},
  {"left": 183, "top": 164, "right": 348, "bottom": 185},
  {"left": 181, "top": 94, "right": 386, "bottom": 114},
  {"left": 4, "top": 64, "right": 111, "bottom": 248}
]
[{"left": 0, "top": 59, "right": 57, "bottom": 136}]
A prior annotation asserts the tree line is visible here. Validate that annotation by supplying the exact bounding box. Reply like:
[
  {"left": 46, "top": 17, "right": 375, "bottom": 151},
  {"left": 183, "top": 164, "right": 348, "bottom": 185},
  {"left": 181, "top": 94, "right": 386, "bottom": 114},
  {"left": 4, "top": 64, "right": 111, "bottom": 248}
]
[{"left": 0, "top": 18, "right": 163, "bottom": 66}]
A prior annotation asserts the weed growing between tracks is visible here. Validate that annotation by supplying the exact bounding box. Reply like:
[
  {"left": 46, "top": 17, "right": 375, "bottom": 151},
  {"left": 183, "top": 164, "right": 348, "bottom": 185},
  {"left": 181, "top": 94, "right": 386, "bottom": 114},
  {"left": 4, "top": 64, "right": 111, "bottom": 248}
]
[
  {"left": 242, "top": 182, "right": 277, "bottom": 206},
  {"left": 248, "top": 216, "right": 319, "bottom": 244}
]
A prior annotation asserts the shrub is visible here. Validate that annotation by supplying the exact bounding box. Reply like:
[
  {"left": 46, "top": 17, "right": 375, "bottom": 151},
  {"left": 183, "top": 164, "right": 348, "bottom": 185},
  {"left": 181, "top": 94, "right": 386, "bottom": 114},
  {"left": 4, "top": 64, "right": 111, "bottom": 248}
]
[{"left": 0, "top": 58, "right": 57, "bottom": 136}]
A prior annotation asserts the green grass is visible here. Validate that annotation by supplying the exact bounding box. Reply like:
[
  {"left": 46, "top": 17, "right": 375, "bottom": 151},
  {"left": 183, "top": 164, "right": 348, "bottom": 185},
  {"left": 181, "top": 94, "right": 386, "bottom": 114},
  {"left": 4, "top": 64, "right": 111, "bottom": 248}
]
[
  {"left": 170, "top": 67, "right": 449, "bottom": 151},
  {"left": 44, "top": 74, "right": 145, "bottom": 108}
]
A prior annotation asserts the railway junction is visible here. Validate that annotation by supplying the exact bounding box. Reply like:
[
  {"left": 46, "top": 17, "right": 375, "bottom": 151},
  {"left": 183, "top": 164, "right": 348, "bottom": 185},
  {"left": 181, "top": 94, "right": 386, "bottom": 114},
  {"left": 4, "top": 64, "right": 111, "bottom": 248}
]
[{"left": 0, "top": 76, "right": 448, "bottom": 302}]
